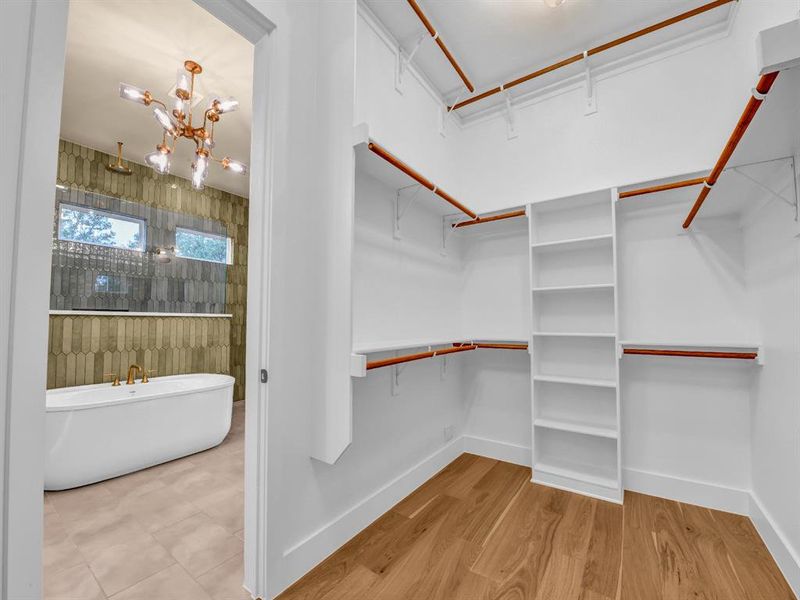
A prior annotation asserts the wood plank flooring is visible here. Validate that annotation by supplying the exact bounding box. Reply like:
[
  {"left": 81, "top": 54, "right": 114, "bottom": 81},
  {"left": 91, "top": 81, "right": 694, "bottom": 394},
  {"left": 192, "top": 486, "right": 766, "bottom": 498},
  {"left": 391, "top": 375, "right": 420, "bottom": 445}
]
[{"left": 277, "top": 453, "right": 795, "bottom": 600}]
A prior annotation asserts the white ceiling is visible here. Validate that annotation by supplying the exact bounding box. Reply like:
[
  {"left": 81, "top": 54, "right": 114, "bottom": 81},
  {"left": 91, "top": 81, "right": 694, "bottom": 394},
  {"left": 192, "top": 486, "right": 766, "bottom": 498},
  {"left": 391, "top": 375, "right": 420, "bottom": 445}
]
[
  {"left": 365, "top": 0, "right": 733, "bottom": 115},
  {"left": 61, "top": 0, "right": 253, "bottom": 197}
]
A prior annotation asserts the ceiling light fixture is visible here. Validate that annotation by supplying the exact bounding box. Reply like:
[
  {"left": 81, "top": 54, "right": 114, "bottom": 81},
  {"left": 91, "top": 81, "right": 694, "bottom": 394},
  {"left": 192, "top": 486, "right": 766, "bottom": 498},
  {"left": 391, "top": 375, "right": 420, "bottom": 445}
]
[
  {"left": 119, "top": 59, "right": 247, "bottom": 190},
  {"left": 105, "top": 141, "right": 132, "bottom": 176},
  {"left": 543, "top": 0, "right": 566, "bottom": 7}
]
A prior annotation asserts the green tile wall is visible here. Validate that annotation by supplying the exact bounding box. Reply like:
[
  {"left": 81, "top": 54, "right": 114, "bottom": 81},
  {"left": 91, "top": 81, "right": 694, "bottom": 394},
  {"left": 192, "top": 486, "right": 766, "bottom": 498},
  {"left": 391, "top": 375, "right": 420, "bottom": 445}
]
[
  {"left": 49, "top": 140, "right": 248, "bottom": 400},
  {"left": 47, "top": 315, "right": 231, "bottom": 388}
]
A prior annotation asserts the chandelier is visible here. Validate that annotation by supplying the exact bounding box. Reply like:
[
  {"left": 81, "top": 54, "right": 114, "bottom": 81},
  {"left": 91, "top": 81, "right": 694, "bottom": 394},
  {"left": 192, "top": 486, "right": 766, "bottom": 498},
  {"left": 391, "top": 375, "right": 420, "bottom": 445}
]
[{"left": 118, "top": 59, "right": 247, "bottom": 190}]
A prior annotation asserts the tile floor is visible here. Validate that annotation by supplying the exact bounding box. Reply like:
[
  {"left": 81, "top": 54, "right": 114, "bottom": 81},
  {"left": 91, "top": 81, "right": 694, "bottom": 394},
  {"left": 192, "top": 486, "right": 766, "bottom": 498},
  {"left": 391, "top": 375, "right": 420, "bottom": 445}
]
[{"left": 44, "top": 401, "right": 249, "bottom": 600}]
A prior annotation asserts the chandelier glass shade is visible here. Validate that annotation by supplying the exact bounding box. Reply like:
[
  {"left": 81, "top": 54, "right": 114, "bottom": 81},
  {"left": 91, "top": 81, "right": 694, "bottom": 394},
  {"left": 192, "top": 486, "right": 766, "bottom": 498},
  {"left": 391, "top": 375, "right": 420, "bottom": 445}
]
[{"left": 119, "top": 59, "right": 247, "bottom": 189}]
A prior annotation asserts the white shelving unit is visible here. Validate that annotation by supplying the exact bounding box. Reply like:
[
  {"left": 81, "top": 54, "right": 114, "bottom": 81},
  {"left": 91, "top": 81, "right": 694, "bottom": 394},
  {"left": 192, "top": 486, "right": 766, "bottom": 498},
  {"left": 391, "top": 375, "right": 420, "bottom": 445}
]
[{"left": 528, "top": 189, "right": 623, "bottom": 503}]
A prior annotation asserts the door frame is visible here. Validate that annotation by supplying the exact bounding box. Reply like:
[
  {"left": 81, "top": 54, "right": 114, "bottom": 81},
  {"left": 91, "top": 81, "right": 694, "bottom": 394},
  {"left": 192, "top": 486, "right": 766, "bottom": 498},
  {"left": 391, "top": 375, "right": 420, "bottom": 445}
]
[{"left": 2, "top": 0, "right": 276, "bottom": 598}]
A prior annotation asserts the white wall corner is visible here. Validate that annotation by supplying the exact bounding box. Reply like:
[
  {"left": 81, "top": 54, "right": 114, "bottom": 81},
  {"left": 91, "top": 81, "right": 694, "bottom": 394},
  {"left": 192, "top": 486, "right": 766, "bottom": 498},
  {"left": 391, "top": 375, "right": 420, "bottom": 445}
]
[
  {"left": 622, "top": 467, "right": 751, "bottom": 515},
  {"left": 462, "top": 435, "right": 531, "bottom": 467},
  {"left": 750, "top": 492, "right": 800, "bottom": 597}
]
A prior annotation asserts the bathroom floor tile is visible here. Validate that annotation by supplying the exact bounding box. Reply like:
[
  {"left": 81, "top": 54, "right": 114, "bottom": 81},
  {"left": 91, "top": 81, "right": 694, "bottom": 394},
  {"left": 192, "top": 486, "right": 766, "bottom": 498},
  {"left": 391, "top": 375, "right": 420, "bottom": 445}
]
[
  {"left": 121, "top": 485, "right": 200, "bottom": 533},
  {"left": 197, "top": 553, "right": 251, "bottom": 600},
  {"left": 45, "top": 404, "right": 244, "bottom": 599},
  {"left": 109, "top": 564, "right": 212, "bottom": 600},
  {"left": 153, "top": 512, "right": 243, "bottom": 578},
  {"left": 201, "top": 448, "right": 245, "bottom": 483},
  {"left": 88, "top": 534, "right": 175, "bottom": 596},
  {"left": 68, "top": 509, "right": 151, "bottom": 562},
  {"left": 49, "top": 484, "right": 119, "bottom": 523},
  {"left": 44, "top": 510, "right": 71, "bottom": 543},
  {"left": 194, "top": 488, "right": 244, "bottom": 534},
  {"left": 101, "top": 467, "right": 167, "bottom": 500},
  {"left": 167, "top": 467, "right": 235, "bottom": 504},
  {"left": 45, "top": 563, "right": 107, "bottom": 600}
]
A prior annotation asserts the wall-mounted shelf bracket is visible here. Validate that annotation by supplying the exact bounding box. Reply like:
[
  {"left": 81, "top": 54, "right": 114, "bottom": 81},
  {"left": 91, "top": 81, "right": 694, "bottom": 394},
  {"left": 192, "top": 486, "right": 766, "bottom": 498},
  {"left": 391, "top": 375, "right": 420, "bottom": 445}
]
[
  {"left": 392, "top": 360, "right": 404, "bottom": 396},
  {"left": 501, "top": 86, "right": 518, "bottom": 140},
  {"left": 731, "top": 165, "right": 796, "bottom": 209},
  {"left": 438, "top": 96, "right": 461, "bottom": 138},
  {"left": 394, "top": 183, "right": 424, "bottom": 239},
  {"left": 440, "top": 355, "right": 447, "bottom": 379},
  {"left": 583, "top": 50, "right": 597, "bottom": 115},
  {"left": 441, "top": 215, "right": 460, "bottom": 255},
  {"left": 396, "top": 32, "right": 429, "bottom": 94}
]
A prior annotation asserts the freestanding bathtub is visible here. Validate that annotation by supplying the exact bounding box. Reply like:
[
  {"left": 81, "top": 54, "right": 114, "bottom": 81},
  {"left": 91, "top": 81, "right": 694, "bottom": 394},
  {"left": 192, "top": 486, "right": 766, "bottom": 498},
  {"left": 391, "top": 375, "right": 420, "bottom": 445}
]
[{"left": 45, "top": 373, "right": 234, "bottom": 490}]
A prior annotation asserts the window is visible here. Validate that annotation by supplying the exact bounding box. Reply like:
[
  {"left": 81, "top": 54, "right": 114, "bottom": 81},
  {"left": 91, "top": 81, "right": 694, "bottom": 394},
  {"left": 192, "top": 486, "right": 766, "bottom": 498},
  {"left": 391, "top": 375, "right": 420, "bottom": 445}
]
[
  {"left": 175, "top": 227, "right": 233, "bottom": 264},
  {"left": 58, "top": 203, "right": 145, "bottom": 252}
]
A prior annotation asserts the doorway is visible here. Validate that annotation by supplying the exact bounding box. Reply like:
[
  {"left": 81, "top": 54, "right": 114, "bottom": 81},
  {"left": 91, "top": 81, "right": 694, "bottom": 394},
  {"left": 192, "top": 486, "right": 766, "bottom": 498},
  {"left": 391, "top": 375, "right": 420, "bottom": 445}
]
[{"left": 3, "top": 1, "right": 275, "bottom": 598}]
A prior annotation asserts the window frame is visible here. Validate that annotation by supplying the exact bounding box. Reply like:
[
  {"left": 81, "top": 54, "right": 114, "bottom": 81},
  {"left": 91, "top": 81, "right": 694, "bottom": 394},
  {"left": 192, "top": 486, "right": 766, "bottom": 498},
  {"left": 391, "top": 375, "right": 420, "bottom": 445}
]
[
  {"left": 174, "top": 226, "right": 234, "bottom": 265},
  {"left": 57, "top": 202, "right": 147, "bottom": 252}
]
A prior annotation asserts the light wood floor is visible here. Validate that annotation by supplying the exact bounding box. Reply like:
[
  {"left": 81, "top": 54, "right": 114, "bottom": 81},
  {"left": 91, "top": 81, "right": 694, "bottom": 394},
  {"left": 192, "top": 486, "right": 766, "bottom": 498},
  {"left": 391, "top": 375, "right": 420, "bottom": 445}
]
[{"left": 278, "top": 453, "right": 795, "bottom": 600}]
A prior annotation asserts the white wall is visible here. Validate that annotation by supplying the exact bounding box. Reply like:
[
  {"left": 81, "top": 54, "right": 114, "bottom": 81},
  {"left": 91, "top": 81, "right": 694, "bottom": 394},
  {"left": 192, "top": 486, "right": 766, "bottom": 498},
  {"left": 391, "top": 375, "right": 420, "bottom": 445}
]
[
  {"left": 744, "top": 161, "right": 800, "bottom": 591},
  {"left": 356, "top": 0, "right": 797, "bottom": 214},
  {"left": 460, "top": 224, "right": 530, "bottom": 340},
  {"left": 353, "top": 171, "right": 463, "bottom": 344},
  {"left": 355, "top": 4, "right": 466, "bottom": 206},
  {"left": 455, "top": 1, "right": 800, "bottom": 212},
  {"left": 460, "top": 224, "right": 531, "bottom": 459},
  {"left": 616, "top": 193, "right": 756, "bottom": 509}
]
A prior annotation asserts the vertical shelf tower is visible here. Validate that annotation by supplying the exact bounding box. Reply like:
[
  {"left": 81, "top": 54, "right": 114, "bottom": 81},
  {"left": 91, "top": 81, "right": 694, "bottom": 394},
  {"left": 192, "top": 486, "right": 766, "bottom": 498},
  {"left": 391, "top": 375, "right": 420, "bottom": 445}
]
[{"left": 528, "top": 189, "right": 622, "bottom": 503}]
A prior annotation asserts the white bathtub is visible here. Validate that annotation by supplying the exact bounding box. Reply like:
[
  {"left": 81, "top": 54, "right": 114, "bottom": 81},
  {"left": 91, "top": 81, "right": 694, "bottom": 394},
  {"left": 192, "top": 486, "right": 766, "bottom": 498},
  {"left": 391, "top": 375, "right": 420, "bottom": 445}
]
[{"left": 45, "top": 373, "right": 234, "bottom": 490}]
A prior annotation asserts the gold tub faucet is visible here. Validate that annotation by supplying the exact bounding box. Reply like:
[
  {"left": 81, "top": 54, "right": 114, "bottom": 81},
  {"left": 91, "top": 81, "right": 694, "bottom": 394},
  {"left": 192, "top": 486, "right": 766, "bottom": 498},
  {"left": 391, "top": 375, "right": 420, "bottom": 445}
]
[{"left": 126, "top": 364, "right": 142, "bottom": 385}]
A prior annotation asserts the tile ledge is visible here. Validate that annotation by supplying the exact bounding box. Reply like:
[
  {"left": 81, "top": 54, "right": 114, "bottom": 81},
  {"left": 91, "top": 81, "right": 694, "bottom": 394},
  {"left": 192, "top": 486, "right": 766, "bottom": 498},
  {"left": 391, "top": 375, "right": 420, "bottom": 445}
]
[{"left": 49, "top": 310, "right": 232, "bottom": 318}]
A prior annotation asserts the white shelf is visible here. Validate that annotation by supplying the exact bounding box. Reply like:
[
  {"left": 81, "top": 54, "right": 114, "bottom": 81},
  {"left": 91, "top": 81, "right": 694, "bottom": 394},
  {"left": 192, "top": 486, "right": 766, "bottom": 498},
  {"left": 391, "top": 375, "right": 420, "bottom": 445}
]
[
  {"left": 531, "top": 233, "right": 613, "bottom": 252},
  {"left": 533, "top": 374, "right": 617, "bottom": 389},
  {"left": 353, "top": 336, "right": 528, "bottom": 355},
  {"left": 532, "top": 283, "right": 614, "bottom": 293},
  {"left": 533, "top": 331, "right": 615, "bottom": 339},
  {"left": 618, "top": 339, "right": 760, "bottom": 350},
  {"left": 534, "top": 417, "right": 618, "bottom": 439},
  {"left": 352, "top": 338, "right": 463, "bottom": 355},
  {"left": 534, "top": 459, "right": 618, "bottom": 490}
]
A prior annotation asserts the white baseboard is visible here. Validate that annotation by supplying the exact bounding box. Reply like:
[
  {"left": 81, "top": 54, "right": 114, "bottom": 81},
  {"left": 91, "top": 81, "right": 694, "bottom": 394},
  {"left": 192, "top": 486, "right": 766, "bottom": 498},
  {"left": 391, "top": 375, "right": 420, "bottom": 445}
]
[
  {"left": 280, "top": 437, "right": 464, "bottom": 591},
  {"left": 622, "top": 467, "right": 750, "bottom": 515},
  {"left": 750, "top": 493, "right": 800, "bottom": 597},
  {"left": 462, "top": 435, "right": 531, "bottom": 467}
]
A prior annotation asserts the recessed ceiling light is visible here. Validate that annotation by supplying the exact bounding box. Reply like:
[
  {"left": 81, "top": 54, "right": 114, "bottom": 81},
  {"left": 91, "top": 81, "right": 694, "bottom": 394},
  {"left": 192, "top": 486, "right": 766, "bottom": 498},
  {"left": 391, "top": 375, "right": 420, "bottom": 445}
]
[{"left": 543, "top": 0, "right": 566, "bottom": 7}]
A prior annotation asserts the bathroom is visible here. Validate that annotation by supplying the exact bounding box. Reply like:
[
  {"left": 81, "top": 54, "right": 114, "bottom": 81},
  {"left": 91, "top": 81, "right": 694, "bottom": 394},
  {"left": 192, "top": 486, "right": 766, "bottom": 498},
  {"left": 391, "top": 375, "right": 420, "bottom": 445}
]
[{"left": 41, "top": 1, "right": 255, "bottom": 598}]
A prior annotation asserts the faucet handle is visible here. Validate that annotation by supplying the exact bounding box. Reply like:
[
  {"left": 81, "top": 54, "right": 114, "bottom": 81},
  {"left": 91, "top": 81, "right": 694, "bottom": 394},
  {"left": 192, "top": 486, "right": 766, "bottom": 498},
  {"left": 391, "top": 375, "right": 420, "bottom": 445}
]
[
  {"left": 103, "top": 372, "right": 121, "bottom": 386},
  {"left": 142, "top": 369, "right": 157, "bottom": 384}
]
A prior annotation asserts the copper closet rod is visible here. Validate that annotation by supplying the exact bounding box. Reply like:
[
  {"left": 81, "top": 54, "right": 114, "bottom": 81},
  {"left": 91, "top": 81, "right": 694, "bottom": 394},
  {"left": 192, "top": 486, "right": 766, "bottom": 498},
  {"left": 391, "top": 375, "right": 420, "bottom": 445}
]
[
  {"left": 366, "top": 341, "right": 529, "bottom": 370},
  {"left": 618, "top": 177, "right": 707, "bottom": 199},
  {"left": 367, "top": 142, "right": 526, "bottom": 227},
  {"left": 367, "top": 345, "right": 477, "bottom": 370},
  {"left": 453, "top": 209, "right": 526, "bottom": 228},
  {"left": 682, "top": 71, "right": 779, "bottom": 228},
  {"left": 368, "top": 142, "right": 478, "bottom": 219},
  {"left": 455, "top": 342, "right": 528, "bottom": 350},
  {"left": 450, "top": 0, "right": 735, "bottom": 112},
  {"left": 624, "top": 349, "right": 757, "bottom": 360},
  {"left": 406, "top": 0, "right": 475, "bottom": 93}
]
